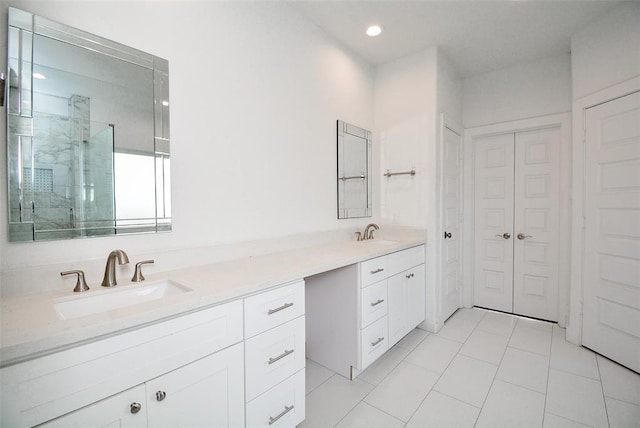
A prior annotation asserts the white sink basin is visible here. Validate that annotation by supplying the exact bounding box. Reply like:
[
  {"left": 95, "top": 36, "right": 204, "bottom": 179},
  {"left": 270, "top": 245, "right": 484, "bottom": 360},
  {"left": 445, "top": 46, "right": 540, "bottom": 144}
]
[
  {"left": 54, "top": 280, "right": 192, "bottom": 320},
  {"left": 361, "top": 239, "right": 398, "bottom": 245}
]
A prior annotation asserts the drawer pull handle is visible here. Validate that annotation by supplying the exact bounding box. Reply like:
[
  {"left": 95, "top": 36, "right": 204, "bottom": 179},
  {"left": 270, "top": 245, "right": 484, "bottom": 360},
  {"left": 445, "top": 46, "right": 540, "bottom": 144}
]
[
  {"left": 406, "top": 273, "right": 414, "bottom": 279},
  {"left": 371, "top": 299, "right": 385, "bottom": 307},
  {"left": 370, "top": 268, "right": 385, "bottom": 274},
  {"left": 268, "top": 404, "right": 294, "bottom": 425},
  {"left": 268, "top": 349, "right": 294, "bottom": 365},
  {"left": 130, "top": 402, "right": 142, "bottom": 414},
  {"left": 371, "top": 337, "right": 384, "bottom": 347},
  {"left": 156, "top": 390, "right": 166, "bottom": 402},
  {"left": 268, "top": 302, "right": 294, "bottom": 315}
]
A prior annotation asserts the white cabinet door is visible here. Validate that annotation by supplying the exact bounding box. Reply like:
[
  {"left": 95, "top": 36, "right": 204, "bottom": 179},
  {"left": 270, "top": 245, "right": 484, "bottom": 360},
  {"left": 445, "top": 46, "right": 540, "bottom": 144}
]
[
  {"left": 513, "top": 128, "right": 560, "bottom": 321},
  {"left": 441, "top": 125, "right": 463, "bottom": 322},
  {"left": 387, "top": 273, "right": 408, "bottom": 345},
  {"left": 473, "top": 133, "right": 515, "bottom": 312},
  {"left": 408, "top": 264, "right": 426, "bottom": 328},
  {"left": 40, "top": 384, "right": 147, "bottom": 428},
  {"left": 582, "top": 90, "right": 640, "bottom": 372},
  {"left": 146, "top": 342, "right": 245, "bottom": 428},
  {"left": 388, "top": 265, "right": 426, "bottom": 345}
]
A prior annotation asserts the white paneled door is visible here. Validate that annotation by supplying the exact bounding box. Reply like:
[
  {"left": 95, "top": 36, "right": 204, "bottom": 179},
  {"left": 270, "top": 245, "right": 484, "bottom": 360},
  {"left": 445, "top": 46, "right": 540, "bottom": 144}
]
[
  {"left": 582, "top": 91, "right": 640, "bottom": 373},
  {"left": 473, "top": 128, "right": 560, "bottom": 321},
  {"left": 441, "top": 125, "right": 463, "bottom": 321},
  {"left": 474, "top": 133, "right": 516, "bottom": 313},
  {"left": 513, "top": 128, "right": 560, "bottom": 321}
]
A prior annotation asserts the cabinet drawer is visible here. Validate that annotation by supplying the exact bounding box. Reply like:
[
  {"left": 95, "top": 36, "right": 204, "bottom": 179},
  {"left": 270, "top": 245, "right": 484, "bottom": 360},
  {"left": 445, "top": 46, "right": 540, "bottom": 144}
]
[
  {"left": 361, "top": 280, "right": 387, "bottom": 328},
  {"left": 246, "top": 369, "right": 305, "bottom": 428},
  {"left": 245, "top": 316, "right": 306, "bottom": 402},
  {"left": 360, "top": 316, "right": 389, "bottom": 370},
  {"left": 0, "top": 300, "right": 243, "bottom": 428},
  {"left": 387, "top": 245, "right": 425, "bottom": 274},
  {"left": 245, "top": 280, "right": 305, "bottom": 338},
  {"left": 359, "top": 246, "right": 425, "bottom": 288},
  {"left": 359, "top": 255, "right": 389, "bottom": 287}
]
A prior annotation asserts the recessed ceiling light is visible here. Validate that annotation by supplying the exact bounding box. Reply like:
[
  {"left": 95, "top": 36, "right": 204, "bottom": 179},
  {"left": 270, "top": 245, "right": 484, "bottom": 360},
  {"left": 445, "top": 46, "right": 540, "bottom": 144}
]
[
  {"left": 366, "top": 25, "right": 382, "bottom": 37},
  {"left": 32, "top": 73, "right": 46, "bottom": 80}
]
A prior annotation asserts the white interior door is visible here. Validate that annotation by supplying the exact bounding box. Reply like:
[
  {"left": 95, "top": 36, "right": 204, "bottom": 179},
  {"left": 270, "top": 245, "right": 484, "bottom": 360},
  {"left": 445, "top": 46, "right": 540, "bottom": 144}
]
[
  {"left": 441, "top": 125, "right": 463, "bottom": 321},
  {"left": 473, "top": 133, "right": 515, "bottom": 312},
  {"left": 582, "top": 90, "right": 640, "bottom": 373},
  {"left": 513, "top": 128, "right": 560, "bottom": 321}
]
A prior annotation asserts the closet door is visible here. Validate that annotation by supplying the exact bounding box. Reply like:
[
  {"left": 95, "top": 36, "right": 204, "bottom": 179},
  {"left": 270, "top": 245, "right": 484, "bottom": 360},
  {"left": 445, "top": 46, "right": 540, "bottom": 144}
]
[
  {"left": 582, "top": 91, "right": 640, "bottom": 372},
  {"left": 513, "top": 128, "right": 560, "bottom": 321},
  {"left": 473, "top": 133, "right": 515, "bottom": 312},
  {"left": 441, "top": 125, "right": 463, "bottom": 321}
]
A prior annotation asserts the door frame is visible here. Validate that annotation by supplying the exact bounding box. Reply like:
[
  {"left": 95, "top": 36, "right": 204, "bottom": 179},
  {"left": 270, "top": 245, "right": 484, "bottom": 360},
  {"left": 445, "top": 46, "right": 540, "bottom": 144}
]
[
  {"left": 462, "top": 112, "right": 572, "bottom": 326},
  {"left": 436, "top": 113, "right": 464, "bottom": 327},
  {"left": 567, "top": 76, "right": 640, "bottom": 345}
]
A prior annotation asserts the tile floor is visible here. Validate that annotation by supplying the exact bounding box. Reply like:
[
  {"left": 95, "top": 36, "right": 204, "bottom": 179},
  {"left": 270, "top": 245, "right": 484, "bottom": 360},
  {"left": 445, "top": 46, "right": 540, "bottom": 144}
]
[{"left": 301, "top": 307, "right": 640, "bottom": 428}]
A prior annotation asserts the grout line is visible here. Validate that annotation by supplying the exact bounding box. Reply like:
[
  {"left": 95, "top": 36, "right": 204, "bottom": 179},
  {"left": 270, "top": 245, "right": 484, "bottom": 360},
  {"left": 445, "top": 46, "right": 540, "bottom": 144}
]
[
  {"left": 377, "top": 310, "right": 487, "bottom": 425},
  {"left": 304, "top": 369, "right": 335, "bottom": 397},
  {"left": 595, "top": 355, "right": 612, "bottom": 428},
  {"left": 541, "top": 318, "right": 554, "bottom": 428},
  {"left": 545, "top": 411, "right": 592, "bottom": 428},
  {"left": 472, "top": 317, "right": 515, "bottom": 428}
]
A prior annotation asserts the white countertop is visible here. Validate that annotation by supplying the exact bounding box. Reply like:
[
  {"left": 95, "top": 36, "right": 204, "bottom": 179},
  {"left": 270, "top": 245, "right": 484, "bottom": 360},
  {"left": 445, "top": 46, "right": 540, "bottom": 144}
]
[{"left": 0, "top": 234, "right": 425, "bottom": 366}]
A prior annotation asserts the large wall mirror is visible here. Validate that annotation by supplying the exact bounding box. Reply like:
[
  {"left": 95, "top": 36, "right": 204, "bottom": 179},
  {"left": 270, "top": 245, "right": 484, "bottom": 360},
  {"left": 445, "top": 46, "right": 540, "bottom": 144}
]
[
  {"left": 337, "top": 120, "right": 371, "bottom": 219},
  {"left": 6, "top": 7, "right": 171, "bottom": 242}
]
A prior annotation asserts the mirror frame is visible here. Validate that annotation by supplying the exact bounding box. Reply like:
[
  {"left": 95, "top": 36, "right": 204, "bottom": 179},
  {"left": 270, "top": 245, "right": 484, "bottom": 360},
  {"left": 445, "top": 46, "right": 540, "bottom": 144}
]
[
  {"left": 6, "top": 7, "right": 171, "bottom": 241},
  {"left": 337, "top": 120, "right": 372, "bottom": 219}
]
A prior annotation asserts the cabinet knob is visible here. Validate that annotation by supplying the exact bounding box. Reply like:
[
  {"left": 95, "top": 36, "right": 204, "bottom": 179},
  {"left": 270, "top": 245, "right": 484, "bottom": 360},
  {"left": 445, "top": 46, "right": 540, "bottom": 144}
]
[
  {"left": 130, "top": 402, "right": 142, "bottom": 414},
  {"left": 444, "top": 231, "right": 452, "bottom": 239},
  {"left": 156, "top": 390, "right": 166, "bottom": 402}
]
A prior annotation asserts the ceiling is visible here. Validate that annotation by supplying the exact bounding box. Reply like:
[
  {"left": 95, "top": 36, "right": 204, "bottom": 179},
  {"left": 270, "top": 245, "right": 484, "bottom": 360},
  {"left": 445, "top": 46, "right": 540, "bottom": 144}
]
[{"left": 289, "top": 0, "right": 622, "bottom": 77}]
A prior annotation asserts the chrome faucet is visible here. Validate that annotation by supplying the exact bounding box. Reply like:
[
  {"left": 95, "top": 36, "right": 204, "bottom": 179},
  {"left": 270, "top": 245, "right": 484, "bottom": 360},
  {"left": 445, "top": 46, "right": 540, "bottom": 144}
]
[
  {"left": 356, "top": 223, "right": 380, "bottom": 241},
  {"left": 101, "top": 249, "right": 130, "bottom": 287},
  {"left": 364, "top": 223, "right": 379, "bottom": 240}
]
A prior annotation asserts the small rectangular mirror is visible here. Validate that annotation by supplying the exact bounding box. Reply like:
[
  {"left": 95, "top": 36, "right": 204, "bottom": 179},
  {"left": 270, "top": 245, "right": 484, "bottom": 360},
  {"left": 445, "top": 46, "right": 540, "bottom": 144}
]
[
  {"left": 6, "top": 7, "right": 171, "bottom": 241},
  {"left": 337, "top": 120, "right": 372, "bottom": 219}
]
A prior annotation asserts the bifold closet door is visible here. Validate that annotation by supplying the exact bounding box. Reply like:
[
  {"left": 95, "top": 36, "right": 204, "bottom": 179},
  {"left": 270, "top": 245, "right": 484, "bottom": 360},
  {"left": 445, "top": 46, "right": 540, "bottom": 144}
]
[
  {"left": 473, "top": 128, "right": 560, "bottom": 321},
  {"left": 473, "top": 133, "right": 515, "bottom": 313}
]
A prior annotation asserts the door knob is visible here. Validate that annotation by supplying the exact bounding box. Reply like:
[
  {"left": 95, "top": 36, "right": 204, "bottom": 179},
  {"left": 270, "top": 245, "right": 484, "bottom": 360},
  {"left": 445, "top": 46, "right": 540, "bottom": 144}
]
[
  {"left": 517, "top": 233, "right": 532, "bottom": 240},
  {"left": 495, "top": 233, "right": 511, "bottom": 240}
]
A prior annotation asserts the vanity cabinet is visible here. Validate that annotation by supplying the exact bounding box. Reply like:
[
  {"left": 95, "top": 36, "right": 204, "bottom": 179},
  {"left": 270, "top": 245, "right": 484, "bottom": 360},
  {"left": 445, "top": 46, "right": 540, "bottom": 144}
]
[
  {"left": 40, "top": 343, "right": 244, "bottom": 428},
  {"left": 1, "top": 280, "right": 307, "bottom": 428},
  {"left": 306, "top": 245, "right": 426, "bottom": 379}
]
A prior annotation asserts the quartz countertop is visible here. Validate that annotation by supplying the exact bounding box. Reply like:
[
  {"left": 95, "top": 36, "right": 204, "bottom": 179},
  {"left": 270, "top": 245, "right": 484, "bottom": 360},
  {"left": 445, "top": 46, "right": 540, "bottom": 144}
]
[{"left": 0, "top": 232, "right": 426, "bottom": 366}]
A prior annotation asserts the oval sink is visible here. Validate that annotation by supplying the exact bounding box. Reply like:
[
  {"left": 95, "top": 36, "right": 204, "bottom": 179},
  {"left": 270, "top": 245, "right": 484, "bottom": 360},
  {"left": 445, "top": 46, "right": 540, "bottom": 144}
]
[
  {"left": 360, "top": 239, "right": 398, "bottom": 245},
  {"left": 54, "top": 280, "right": 192, "bottom": 320}
]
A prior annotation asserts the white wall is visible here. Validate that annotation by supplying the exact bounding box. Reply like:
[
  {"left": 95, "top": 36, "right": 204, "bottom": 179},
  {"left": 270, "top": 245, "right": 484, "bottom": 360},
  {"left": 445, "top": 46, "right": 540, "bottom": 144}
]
[
  {"left": 462, "top": 53, "right": 572, "bottom": 128},
  {"left": 0, "top": 1, "right": 374, "bottom": 294},
  {"left": 374, "top": 48, "right": 437, "bottom": 228},
  {"left": 571, "top": 1, "right": 640, "bottom": 100},
  {"left": 373, "top": 47, "right": 462, "bottom": 331}
]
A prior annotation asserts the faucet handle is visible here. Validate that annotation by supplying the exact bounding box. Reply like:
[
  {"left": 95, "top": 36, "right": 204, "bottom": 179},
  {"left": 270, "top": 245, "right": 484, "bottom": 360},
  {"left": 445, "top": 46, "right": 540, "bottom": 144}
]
[
  {"left": 61, "top": 270, "right": 90, "bottom": 292},
  {"left": 132, "top": 260, "right": 154, "bottom": 282},
  {"left": 355, "top": 231, "right": 363, "bottom": 241}
]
